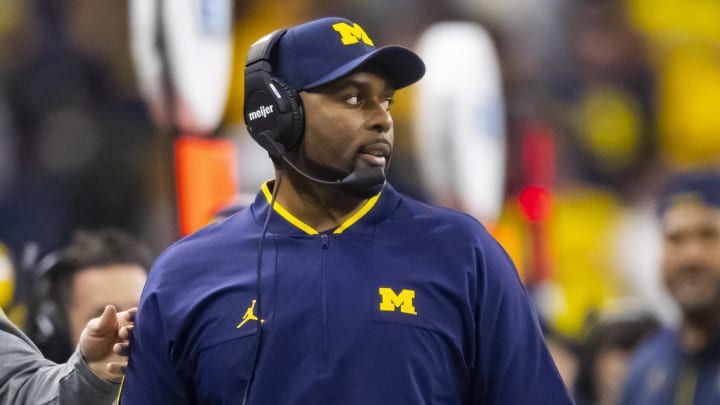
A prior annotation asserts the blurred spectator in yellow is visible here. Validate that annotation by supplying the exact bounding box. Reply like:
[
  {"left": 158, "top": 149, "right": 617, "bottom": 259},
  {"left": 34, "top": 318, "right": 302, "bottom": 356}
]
[
  {"left": 507, "top": 0, "right": 659, "bottom": 339},
  {"left": 549, "top": 0, "right": 657, "bottom": 196},
  {"left": 620, "top": 169, "right": 720, "bottom": 404},
  {"left": 574, "top": 309, "right": 659, "bottom": 405},
  {"left": 26, "top": 228, "right": 152, "bottom": 363}
]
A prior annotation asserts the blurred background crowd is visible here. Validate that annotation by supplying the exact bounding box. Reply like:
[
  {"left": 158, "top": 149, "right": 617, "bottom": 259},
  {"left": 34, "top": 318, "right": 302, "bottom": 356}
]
[{"left": 1, "top": 0, "right": 719, "bottom": 402}]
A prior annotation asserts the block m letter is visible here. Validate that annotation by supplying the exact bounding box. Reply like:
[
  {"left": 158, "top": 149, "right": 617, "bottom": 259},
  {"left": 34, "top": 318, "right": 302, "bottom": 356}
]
[
  {"left": 332, "top": 22, "right": 375, "bottom": 46},
  {"left": 379, "top": 287, "right": 417, "bottom": 315}
]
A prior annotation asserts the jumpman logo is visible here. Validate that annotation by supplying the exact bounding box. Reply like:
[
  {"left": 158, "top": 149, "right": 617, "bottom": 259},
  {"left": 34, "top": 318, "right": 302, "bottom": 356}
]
[{"left": 236, "top": 299, "right": 265, "bottom": 329}]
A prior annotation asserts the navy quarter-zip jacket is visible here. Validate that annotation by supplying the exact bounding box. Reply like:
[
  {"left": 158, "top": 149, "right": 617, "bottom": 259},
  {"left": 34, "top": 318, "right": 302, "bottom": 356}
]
[{"left": 120, "top": 183, "right": 573, "bottom": 404}]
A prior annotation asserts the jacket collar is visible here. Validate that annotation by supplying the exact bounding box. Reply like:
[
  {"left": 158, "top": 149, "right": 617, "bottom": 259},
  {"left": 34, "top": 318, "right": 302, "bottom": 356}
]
[{"left": 250, "top": 181, "right": 402, "bottom": 236}]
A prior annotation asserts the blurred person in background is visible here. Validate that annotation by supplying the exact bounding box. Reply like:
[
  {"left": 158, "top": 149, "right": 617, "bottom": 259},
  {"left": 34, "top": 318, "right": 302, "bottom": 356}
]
[
  {"left": 574, "top": 310, "right": 659, "bottom": 405},
  {"left": 548, "top": 0, "right": 658, "bottom": 196},
  {"left": 26, "top": 228, "right": 152, "bottom": 363},
  {"left": 119, "top": 16, "right": 573, "bottom": 404},
  {"left": 1, "top": 304, "right": 134, "bottom": 405},
  {"left": 620, "top": 170, "right": 720, "bottom": 404},
  {"left": 0, "top": 0, "right": 162, "bottom": 264}
]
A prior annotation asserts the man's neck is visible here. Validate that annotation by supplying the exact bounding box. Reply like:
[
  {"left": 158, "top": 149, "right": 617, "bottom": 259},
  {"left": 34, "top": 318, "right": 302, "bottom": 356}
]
[{"left": 271, "top": 171, "right": 369, "bottom": 233}]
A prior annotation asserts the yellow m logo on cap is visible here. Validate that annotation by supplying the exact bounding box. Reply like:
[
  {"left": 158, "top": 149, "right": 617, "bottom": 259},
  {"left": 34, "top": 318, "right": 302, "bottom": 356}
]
[
  {"left": 332, "top": 22, "right": 375, "bottom": 46},
  {"left": 379, "top": 287, "right": 417, "bottom": 315}
]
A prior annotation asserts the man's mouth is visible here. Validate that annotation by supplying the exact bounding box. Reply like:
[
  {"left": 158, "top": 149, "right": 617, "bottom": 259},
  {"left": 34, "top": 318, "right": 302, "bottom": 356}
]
[
  {"left": 358, "top": 142, "right": 390, "bottom": 167},
  {"left": 358, "top": 152, "right": 386, "bottom": 167}
]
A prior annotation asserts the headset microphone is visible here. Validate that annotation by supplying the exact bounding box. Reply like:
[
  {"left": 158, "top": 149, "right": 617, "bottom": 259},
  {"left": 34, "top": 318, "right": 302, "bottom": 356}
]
[
  {"left": 256, "top": 130, "right": 386, "bottom": 198},
  {"left": 334, "top": 166, "right": 386, "bottom": 198}
]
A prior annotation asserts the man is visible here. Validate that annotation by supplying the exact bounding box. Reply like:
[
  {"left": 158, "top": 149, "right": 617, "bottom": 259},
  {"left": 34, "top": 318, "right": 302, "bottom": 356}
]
[
  {"left": 1, "top": 304, "right": 134, "bottom": 404},
  {"left": 120, "top": 17, "right": 572, "bottom": 404},
  {"left": 620, "top": 170, "right": 720, "bottom": 404},
  {"left": 28, "top": 228, "right": 151, "bottom": 363}
]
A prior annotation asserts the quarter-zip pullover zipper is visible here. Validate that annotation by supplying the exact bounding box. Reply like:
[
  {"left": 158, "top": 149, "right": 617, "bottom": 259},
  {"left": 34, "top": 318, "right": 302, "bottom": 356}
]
[{"left": 320, "top": 233, "right": 330, "bottom": 376}]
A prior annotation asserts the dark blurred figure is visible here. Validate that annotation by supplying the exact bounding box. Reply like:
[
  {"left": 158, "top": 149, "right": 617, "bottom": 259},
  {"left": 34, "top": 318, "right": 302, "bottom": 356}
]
[
  {"left": 0, "top": 0, "right": 158, "bottom": 260},
  {"left": 574, "top": 310, "right": 660, "bottom": 405},
  {"left": 26, "top": 228, "right": 152, "bottom": 363},
  {"left": 620, "top": 170, "right": 720, "bottom": 404}
]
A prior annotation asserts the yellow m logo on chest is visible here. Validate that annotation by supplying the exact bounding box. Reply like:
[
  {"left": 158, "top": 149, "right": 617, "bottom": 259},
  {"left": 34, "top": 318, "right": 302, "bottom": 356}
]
[
  {"left": 379, "top": 287, "right": 417, "bottom": 315},
  {"left": 332, "top": 22, "right": 375, "bottom": 46}
]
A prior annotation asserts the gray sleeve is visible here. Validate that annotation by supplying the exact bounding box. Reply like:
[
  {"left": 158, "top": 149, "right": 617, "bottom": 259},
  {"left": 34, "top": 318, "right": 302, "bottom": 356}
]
[{"left": 0, "top": 310, "right": 120, "bottom": 405}]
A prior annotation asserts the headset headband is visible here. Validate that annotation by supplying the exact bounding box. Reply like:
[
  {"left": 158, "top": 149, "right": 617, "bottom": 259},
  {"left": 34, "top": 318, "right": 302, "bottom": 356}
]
[{"left": 246, "top": 30, "right": 286, "bottom": 69}]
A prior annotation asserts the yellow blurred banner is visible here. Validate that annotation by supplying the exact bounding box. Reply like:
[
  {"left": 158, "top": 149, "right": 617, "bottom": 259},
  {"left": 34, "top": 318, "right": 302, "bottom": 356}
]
[
  {"left": 627, "top": 0, "right": 720, "bottom": 44},
  {"left": 659, "top": 43, "right": 720, "bottom": 166},
  {"left": 0, "top": 242, "right": 14, "bottom": 308}
]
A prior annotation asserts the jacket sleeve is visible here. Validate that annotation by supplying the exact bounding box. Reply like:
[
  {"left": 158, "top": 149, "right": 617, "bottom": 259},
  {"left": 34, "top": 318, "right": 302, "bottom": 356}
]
[
  {"left": 471, "top": 236, "right": 576, "bottom": 404},
  {"left": 118, "top": 292, "right": 194, "bottom": 404},
  {"left": 0, "top": 309, "right": 119, "bottom": 405}
]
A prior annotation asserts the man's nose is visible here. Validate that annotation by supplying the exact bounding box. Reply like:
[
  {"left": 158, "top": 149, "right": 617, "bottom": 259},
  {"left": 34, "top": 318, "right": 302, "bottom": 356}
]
[{"left": 366, "top": 102, "right": 392, "bottom": 133}]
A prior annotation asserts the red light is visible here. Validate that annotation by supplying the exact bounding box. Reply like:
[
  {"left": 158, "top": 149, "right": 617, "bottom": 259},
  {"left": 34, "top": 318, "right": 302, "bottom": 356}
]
[{"left": 518, "top": 186, "right": 553, "bottom": 222}]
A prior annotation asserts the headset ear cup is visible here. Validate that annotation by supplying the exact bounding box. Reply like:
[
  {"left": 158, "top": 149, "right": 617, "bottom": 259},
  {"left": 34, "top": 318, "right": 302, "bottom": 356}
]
[
  {"left": 243, "top": 70, "right": 303, "bottom": 158},
  {"left": 270, "top": 77, "right": 304, "bottom": 151},
  {"left": 26, "top": 253, "right": 74, "bottom": 363},
  {"left": 243, "top": 28, "right": 304, "bottom": 156}
]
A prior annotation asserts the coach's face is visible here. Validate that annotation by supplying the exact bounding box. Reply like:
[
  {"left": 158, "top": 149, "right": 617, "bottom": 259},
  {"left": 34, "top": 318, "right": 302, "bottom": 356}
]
[
  {"left": 661, "top": 202, "right": 720, "bottom": 323},
  {"left": 297, "top": 67, "right": 394, "bottom": 179}
]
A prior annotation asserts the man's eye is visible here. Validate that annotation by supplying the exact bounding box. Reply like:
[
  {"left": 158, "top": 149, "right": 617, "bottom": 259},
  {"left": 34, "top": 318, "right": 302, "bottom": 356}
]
[
  {"left": 381, "top": 98, "right": 394, "bottom": 111},
  {"left": 345, "top": 96, "right": 360, "bottom": 105}
]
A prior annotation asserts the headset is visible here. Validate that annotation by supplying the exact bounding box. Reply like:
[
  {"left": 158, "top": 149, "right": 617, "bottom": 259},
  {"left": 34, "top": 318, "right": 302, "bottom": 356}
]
[
  {"left": 244, "top": 29, "right": 304, "bottom": 159},
  {"left": 243, "top": 29, "right": 386, "bottom": 199},
  {"left": 26, "top": 229, "right": 154, "bottom": 364},
  {"left": 26, "top": 250, "right": 75, "bottom": 363}
]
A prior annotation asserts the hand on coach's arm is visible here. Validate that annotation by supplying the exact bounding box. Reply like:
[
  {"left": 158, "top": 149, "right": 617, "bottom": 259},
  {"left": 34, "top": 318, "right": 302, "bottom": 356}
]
[{"left": 78, "top": 305, "right": 136, "bottom": 382}]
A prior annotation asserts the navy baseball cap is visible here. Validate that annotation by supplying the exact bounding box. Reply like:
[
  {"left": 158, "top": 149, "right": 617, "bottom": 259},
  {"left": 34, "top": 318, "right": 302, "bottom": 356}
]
[
  {"left": 274, "top": 17, "right": 425, "bottom": 91},
  {"left": 657, "top": 169, "right": 720, "bottom": 216}
]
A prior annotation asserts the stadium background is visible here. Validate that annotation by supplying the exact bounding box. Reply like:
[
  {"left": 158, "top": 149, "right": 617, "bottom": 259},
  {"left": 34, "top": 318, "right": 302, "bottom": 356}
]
[{"left": 1, "top": 0, "right": 719, "bottom": 340}]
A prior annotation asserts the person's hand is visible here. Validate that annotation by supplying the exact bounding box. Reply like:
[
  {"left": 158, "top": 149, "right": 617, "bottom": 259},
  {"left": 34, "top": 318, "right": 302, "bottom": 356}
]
[{"left": 78, "top": 305, "right": 136, "bottom": 382}]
